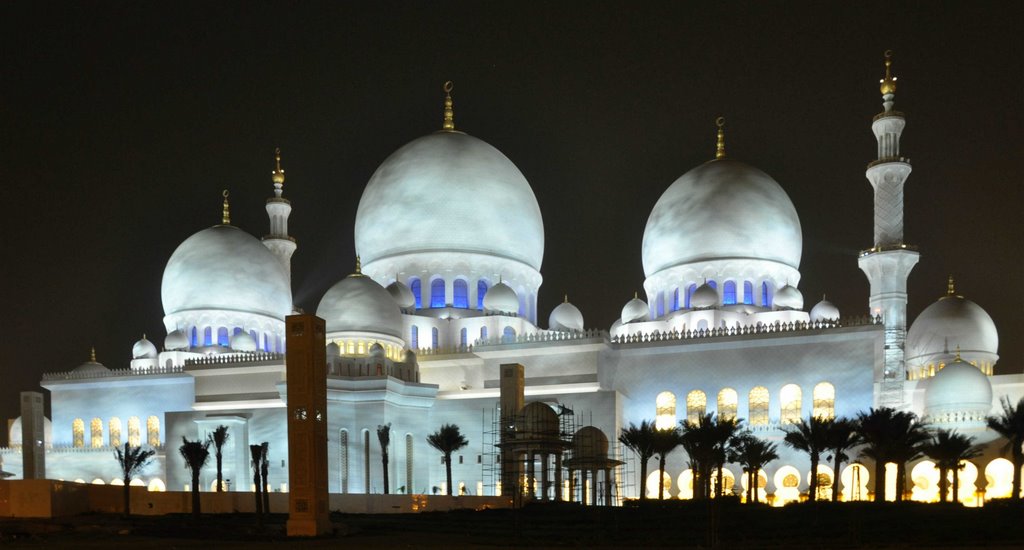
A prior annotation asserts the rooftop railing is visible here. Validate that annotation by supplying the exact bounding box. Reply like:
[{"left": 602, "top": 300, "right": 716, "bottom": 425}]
[{"left": 610, "top": 316, "right": 882, "bottom": 345}]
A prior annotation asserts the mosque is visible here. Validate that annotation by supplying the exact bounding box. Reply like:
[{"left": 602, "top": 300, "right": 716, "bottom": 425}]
[{"left": 1, "top": 55, "right": 1017, "bottom": 505}]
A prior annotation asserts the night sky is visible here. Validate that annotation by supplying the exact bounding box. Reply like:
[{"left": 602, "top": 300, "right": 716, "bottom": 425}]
[{"left": 2, "top": 2, "right": 1021, "bottom": 433}]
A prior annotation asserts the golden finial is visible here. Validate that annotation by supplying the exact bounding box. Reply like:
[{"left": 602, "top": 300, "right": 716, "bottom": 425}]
[
  {"left": 715, "top": 117, "right": 726, "bottom": 160},
  {"left": 954, "top": 345, "right": 962, "bottom": 362},
  {"left": 221, "top": 190, "right": 231, "bottom": 225},
  {"left": 879, "top": 50, "right": 897, "bottom": 96},
  {"left": 271, "top": 147, "right": 285, "bottom": 186},
  {"left": 564, "top": 294, "right": 568, "bottom": 303},
  {"left": 89, "top": 347, "right": 96, "bottom": 362},
  {"left": 354, "top": 255, "right": 362, "bottom": 276},
  {"left": 634, "top": 291, "right": 638, "bottom": 300},
  {"left": 947, "top": 275, "right": 955, "bottom": 296},
  {"left": 442, "top": 81, "right": 455, "bottom": 132}
]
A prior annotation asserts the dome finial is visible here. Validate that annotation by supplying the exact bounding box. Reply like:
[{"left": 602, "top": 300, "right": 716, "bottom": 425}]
[
  {"left": 715, "top": 117, "right": 726, "bottom": 159},
  {"left": 879, "top": 50, "right": 897, "bottom": 97},
  {"left": 221, "top": 190, "right": 231, "bottom": 225},
  {"left": 354, "top": 255, "right": 362, "bottom": 276},
  {"left": 271, "top": 147, "right": 285, "bottom": 190},
  {"left": 634, "top": 291, "right": 638, "bottom": 299},
  {"left": 947, "top": 274, "right": 955, "bottom": 296},
  {"left": 564, "top": 294, "right": 568, "bottom": 303},
  {"left": 954, "top": 345, "right": 962, "bottom": 362},
  {"left": 442, "top": 81, "right": 455, "bottom": 132},
  {"left": 89, "top": 346, "right": 96, "bottom": 362}
]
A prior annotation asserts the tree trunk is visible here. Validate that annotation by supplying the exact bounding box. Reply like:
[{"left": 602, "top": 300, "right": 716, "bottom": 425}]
[
  {"left": 873, "top": 459, "right": 886, "bottom": 503},
  {"left": 716, "top": 461, "right": 724, "bottom": 500},
  {"left": 261, "top": 464, "right": 270, "bottom": 513},
  {"left": 937, "top": 465, "right": 949, "bottom": 503},
  {"left": 896, "top": 462, "right": 906, "bottom": 502},
  {"left": 638, "top": 458, "right": 648, "bottom": 501},
  {"left": 809, "top": 453, "right": 819, "bottom": 502},
  {"left": 382, "top": 453, "right": 390, "bottom": 495},
  {"left": 191, "top": 471, "right": 201, "bottom": 518},
  {"left": 1013, "top": 445, "right": 1023, "bottom": 501},
  {"left": 216, "top": 451, "right": 223, "bottom": 492},
  {"left": 254, "top": 469, "right": 263, "bottom": 519},
  {"left": 832, "top": 455, "right": 842, "bottom": 502},
  {"left": 658, "top": 455, "right": 666, "bottom": 500},
  {"left": 951, "top": 466, "right": 959, "bottom": 504},
  {"left": 445, "top": 453, "right": 453, "bottom": 496},
  {"left": 123, "top": 479, "right": 131, "bottom": 517}
]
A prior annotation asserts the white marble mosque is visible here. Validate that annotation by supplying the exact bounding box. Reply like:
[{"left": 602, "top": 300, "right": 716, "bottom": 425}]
[{"left": 1, "top": 56, "right": 1017, "bottom": 505}]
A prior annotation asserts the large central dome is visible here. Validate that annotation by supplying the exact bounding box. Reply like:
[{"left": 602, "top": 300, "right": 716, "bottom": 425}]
[
  {"left": 354, "top": 131, "right": 544, "bottom": 271},
  {"left": 642, "top": 159, "right": 802, "bottom": 276}
]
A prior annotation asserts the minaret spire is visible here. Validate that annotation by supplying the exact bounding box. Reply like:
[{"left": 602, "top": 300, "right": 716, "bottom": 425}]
[
  {"left": 262, "top": 148, "right": 297, "bottom": 290},
  {"left": 715, "top": 117, "right": 726, "bottom": 159},
  {"left": 441, "top": 81, "right": 455, "bottom": 132},
  {"left": 858, "top": 51, "right": 919, "bottom": 409}
]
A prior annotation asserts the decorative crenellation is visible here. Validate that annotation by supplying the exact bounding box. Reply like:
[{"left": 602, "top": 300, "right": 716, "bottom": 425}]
[
  {"left": 42, "top": 364, "right": 185, "bottom": 381},
  {"left": 185, "top": 351, "right": 285, "bottom": 367},
  {"left": 611, "top": 316, "right": 882, "bottom": 345}
]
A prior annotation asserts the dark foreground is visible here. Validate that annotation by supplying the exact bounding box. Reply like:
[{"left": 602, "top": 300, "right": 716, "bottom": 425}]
[{"left": 2, "top": 500, "right": 1023, "bottom": 549}]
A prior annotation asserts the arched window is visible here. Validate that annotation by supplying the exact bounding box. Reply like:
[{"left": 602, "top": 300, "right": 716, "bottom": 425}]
[
  {"left": 90, "top": 418, "right": 103, "bottom": 448},
  {"left": 717, "top": 388, "right": 738, "bottom": 421},
  {"left": 453, "top": 279, "right": 469, "bottom": 309},
  {"left": 405, "top": 434, "right": 414, "bottom": 494},
  {"left": 147, "top": 416, "right": 160, "bottom": 447},
  {"left": 743, "top": 281, "right": 754, "bottom": 305},
  {"left": 190, "top": 327, "right": 198, "bottom": 347},
  {"left": 233, "top": 327, "right": 243, "bottom": 335},
  {"left": 672, "top": 288, "right": 680, "bottom": 311},
  {"left": 109, "top": 418, "right": 122, "bottom": 448},
  {"left": 430, "top": 278, "right": 446, "bottom": 308},
  {"left": 477, "top": 280, "right": 488, "bottom": 310},
  {"left": 813, "top": 382, "right": 835, "bottom": 420},
  {"left": 411, "top": 326, "right": 419, "bottom": 349},
  {"left": 250, "top": 330, "right": 258, "bottom": 346},
  {"left": 502, "top": 326, "right": 516, "bottom": 343},
  {"left": 340, "top": 429, "right": 349, "bottom": 494},
  {"left": 780, "top": 384, "right": 802, "bottom": 424},
  {"left": 518, "top": 292, "right": 526, "bottom": 317},
  {"left": 749, "top": 387, "right": 769, "bottom": 426},
  {"left": 410, "top": 278, "right": 422, "bottom": 309},
  {"left": 707, "top": 280, "right": 717, "bottom": 289},
  {"left": 655, "top": 391, "right": 677, "bottom": 429},
  {"left": 72, "top": 418, "right": 85, "bottom": 448},
  {"left": 723, "top": 281, "right": 737, "bottom": 305},
  {"left": 761, "top": 282, "right": 772, "bottom": 308},
  {"left": 480, "top": 326, "right": 488, "bottom": 342},
  {"left": 460, "top": 328, "right": 468, "bottom": 347},
  {"left": 203, "top": 327, "right": 213, "bottom": 346},
  {"left": 685, "top": 284, "right": 697, "bottom": 308},
  {"left": 127, "top": 417, "right": 141, "bottom": 447},
  {"left": 656, "top": 291, "right": 665, "bottom": 317},
  {"left": 431, "top": 327, "right": 439, "bottom": 349},
  {"left": 686, "top": 390, "right": 707, "bottom": 424},
  {"left": 363, "top": 429, "right": 371, "bottom": 493},
  {"left": 217, "top": 327, "right": 229, "bottom": 346}
]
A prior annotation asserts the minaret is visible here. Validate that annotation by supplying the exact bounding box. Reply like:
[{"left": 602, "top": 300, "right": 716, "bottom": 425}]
[
  {"left": 857, "top": 51, "right": 919, "bottom": 408},
  {"left": 263, "top": 148, "right": 297, "bottom": 287}
]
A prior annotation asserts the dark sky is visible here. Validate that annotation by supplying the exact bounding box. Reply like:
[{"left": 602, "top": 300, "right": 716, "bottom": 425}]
[{"left": 2, "top": 2, "right": 1021, "bottom": 429}]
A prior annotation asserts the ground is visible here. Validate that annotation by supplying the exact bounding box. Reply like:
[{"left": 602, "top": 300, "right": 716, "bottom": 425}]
[{"left": 1, "top": 501, "right": 1023, "bottom": 548}]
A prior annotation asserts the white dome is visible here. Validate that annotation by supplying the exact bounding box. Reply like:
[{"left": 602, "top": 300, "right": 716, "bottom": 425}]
[
  {"left": 317, "top": 273, "right": 403, "bottom": 338},
  {"left": 161, "top": 225, "right": 292, "bottom": 321},
  {"left": 355, "top": 131, "right": 544, "bottom": 271},
  {"left": 907, "top": 293, "right": 999, "bottom": 367},
  {"left": 326, "top": 342, "right": 341, "bottom": 357},
  {"left": 621, "top": 295, "right": 648, "bottom": 324},
  {"left": 386, "top": 280, "right": 416, "bottom": 309},
  {"left": 483, "top": 281, "right": 519, "bottom": 314},
  {"left": 230, "top": 330, "right": 258, "bottom": 352},
  {"left": 925, "top": 358, "right": 992, "bottom": 420},
  {"left": 809, "top": 298, "right": 840, "bottom": 322},
  {"left": 774, "top": 284, "right": 804, "bottom": 310},
  {"left": 690, "top": 283, "right": 719, "bottom": 309},
  {"left": 549, "top": 299, "right": 585, "bottom": 332},
  {"left": 641, "top": 159, "right": 802, "bottom": 277},
  {"left": 165, "top": 330, "right": 189, "bottom": 351},
  {"left": 369, "top": 342, "right": 386, "bottom": 358},
  {"left": 8, "top": 416, "right": 52, "bottom": 447},
  {"left": 73, "top": 352, "right": 109, "bottom": 375},
  {"left": 132, "top": 336, "right": 158, "bottom": 359}
]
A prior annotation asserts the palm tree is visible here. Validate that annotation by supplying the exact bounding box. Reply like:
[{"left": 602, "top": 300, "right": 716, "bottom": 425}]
[
  {"left": 729, "top": 433, "right": 778, "bottom": 503},
  {"left": 426, "top": 424, "right": 468, "bottom": 496},
  {"left": 680, "top": 414, "right": 718, "bottom": 499},
  {"left": 784, "top": 416, "right": 832, "bottom": 501},
  {"left": 618, "top": 420, "right": 658, "bottom": 501},
  {"left": 249, "top": 444, "right": 263, "bottom": 520},
  {"left": 378, "top": 423, "right": 392, "bottom": 494},
  {"left": 823, "top": 418, "right": 859, "bottom": 502},
  {"left": 180, "top": 436, "right": 211, "bottom": 518},
  {"left": 711, "top": 417, "right": 743, "bottom": 499},
  {"left": 113, "top": 443, "right": 155, "bottom": 516},
  {"left": 987, "top": 396, "right": 1024, "bottom": 501},
  {"left": 208, "top": 425, "right": 230, "bottom": 492},
  {"left": 259, "top": 442, "right": 270, "bottom": 513},
  {"left": 922, "top": 429, "right": 982, "bottom": 503},
  {"left": 856, "top": 408, "right": 929, "bottom": 502},
  {"left": 651, "top": 426, "right": 682, "bottom": 500},
  {"left": 887, "top": 412, "right": 930, "bottom": 502}
]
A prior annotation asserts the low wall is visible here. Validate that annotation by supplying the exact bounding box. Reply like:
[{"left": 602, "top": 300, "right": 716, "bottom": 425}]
[{"left": 0, "top": 480, "right": 512, "bottom": 517}]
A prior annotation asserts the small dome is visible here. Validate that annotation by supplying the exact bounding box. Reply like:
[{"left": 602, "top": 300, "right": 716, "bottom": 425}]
[
  {"left": 925, "top": 357, "right": 992, "bottom": 420},
  {"left": 369, "top": 342, "right": 385, "bottom": 357},
  {"left": 572, "top": 426, "right": 610, "bottom": 459},
  {"left": 404, "top": 349, "right": 418, "bottom": 365},
  {"left": 132, "top": 336, "right": 158, "bottom": 359},
  {"left": 774, "top": 284, "right": 803, "bottom": 310},
  {"left": 690, "top": 283, "right": 719, "bottom": 309},
  {"left": 386, "top": 280, "right": 416, "bottom": 309},
  {"left": 609, "top": 318, "right": 623, "bottom": 334},
  {"left": 549, "top": 298, "right": 584, "bottom": 332},
  {"left": 810, "top": 297, "right": 840, "bottom": 322},
  {"left": 907, "top": 290, "right": 999, "bottom": 368},
  {"left": 8, "top": 416, "right": 53, "bottom": 447},
  {"left": 517, "top": 402, "right": 560, "bottom": 439},
  {"left": 483, "top": 281, "right": 519, "bottom": 314},
  {"left": 326, "top": 342, "right": 341, "bottom": 357},
  {"left": 230, "top": 331, "right": 257, "bottom": 352},
  {"left": 165, "top": 330, "right": 189, "bottom": 351},
  {"left": 73, "top": 350, "right": 109, "bottom": 375},
  {"left": 621, "top": 295, "right": 649, "bottom": 324},
  {"left": 317, "top": 273, "right": 403, "bottom": 338}
]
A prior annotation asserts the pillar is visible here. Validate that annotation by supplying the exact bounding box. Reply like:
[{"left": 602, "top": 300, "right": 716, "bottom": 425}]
[
  {"left": 554, "top": 454, "right": 563, "bottom": 501},
  {"left": 20, "top": 392, "right": 45, "bottom": 479}
]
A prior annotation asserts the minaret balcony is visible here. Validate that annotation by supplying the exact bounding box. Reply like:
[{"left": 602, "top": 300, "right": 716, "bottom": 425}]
[{"left": 866, "top": 156, "right": 911, "bottom": 169}]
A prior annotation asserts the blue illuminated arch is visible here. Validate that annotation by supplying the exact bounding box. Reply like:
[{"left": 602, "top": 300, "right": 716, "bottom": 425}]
[
  {"left": 743, "top": 281, "right": 754, "bottom": 305},
  {"left": 477, "top": 280, "right": 488, "bottom": 310},
  {"left": 430, "top": 279, "right": 445, "bottom": 308},
  {"left": 410, "top": 279, "right": 422, "bottom": 309},
  {"left": 723, "top": 281, "right": 737, "bottom": 305},
  {"left": 453, "top": 279, "right": 469, "bottom": 309}
]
